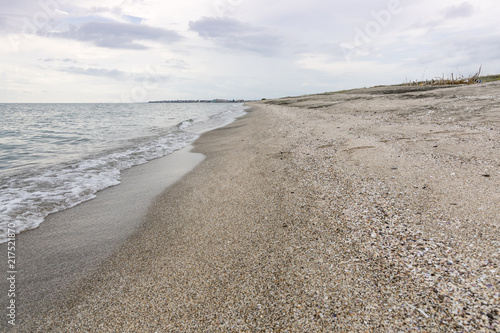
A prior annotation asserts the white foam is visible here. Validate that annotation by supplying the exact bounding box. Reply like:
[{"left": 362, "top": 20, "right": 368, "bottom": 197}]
[
  {"left": 0, "top": 103, "right": 247, "bottom": 243},
  {"left": 177, "top": 119, "right": 194, "bottom": 130},
  {"left": 0, "top": 130, "right": 195, "bottom": 243}
]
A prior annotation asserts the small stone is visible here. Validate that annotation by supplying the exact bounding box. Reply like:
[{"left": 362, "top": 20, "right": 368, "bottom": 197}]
[{"left": 487, "top": 310, "right": 498, "bottom": 321}]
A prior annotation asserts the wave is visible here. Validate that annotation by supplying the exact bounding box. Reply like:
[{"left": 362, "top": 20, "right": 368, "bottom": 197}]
[
  {"left": 0, "top": 103, "right": 248, "bottom": 243},
  {"left": 0, "top": 128, "right": 197, "bottom": 243},
  {"left": 176, "top": 118, "right": 194, "bottom": 130}
]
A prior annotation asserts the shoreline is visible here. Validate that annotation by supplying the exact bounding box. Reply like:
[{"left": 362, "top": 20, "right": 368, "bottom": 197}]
[
  {"left": 9, "top": 82, "right": 500, "bottom": 331},
  {"left": 1, "top": 144, "right": 205, "bottom": 329}
]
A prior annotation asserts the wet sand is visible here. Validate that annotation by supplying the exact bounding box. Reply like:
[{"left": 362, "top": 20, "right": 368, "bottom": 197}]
[
  {"left": 1, "top": 146, "right": 204, "bottom": 330},
  {"left": 8, "top": 82, "right": 500, "bottom": 331}
]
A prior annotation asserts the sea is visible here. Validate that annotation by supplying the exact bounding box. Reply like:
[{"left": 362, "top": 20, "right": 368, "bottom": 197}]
[{"left": 0, "top": 102, "right": 247, "bottom": 243}]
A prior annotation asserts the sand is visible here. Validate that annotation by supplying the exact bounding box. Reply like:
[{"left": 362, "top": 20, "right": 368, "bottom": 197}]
[
  {"left": 11, "top": 82, "right": 500, "bottom": 331},
  {"left": 1, "top": 147, "right": 205, "bottom": 330}
]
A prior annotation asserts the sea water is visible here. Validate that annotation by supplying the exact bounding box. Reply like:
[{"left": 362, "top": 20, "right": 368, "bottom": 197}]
[{"left": 0, "top": 103, "right": 247, "bottom": 243}]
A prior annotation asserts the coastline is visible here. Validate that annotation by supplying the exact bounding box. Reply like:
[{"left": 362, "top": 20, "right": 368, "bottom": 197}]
[
  {"left": 11, "top": 83, "right": 500, "bottom": 331},
  {"left": 1, "top": 145, "right": 205, "bottom": 330}
]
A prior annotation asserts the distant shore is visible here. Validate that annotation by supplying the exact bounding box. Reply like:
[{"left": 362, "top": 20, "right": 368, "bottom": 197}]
[
  {"left": 18, "top": 82, "right": 500, "bottom": 331},
  {"left": 149, "top": 99, "right": 248, "bottom": 103}
]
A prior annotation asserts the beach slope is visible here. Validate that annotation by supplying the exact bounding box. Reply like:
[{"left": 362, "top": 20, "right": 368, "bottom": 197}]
[{"left": 24, "top": 82, "right": 499, "bottom": 331}]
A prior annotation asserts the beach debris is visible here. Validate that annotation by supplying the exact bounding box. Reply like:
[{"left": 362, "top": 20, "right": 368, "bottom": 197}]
[
  {"left": 404, "top": 65, "right": 483, "bottom": 86},
  {"left": 408, "top": 304, "right": 430, "bottom": 318}
]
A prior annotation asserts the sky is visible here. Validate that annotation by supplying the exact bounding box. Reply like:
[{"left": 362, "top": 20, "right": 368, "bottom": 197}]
[{"left": 1, "top": 0, "right": 499, "bottom": 102}]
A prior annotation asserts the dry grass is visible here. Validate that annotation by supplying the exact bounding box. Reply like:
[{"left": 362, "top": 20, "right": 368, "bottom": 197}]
[
  {"left": 404, "top": 66, "right": 483, "bottom": 86},
  {"left": 479, "top": 74, "right": 500, "bottom": 82}
]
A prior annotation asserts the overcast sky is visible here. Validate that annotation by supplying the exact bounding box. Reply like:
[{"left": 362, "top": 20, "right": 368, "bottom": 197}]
[{"left": 1, "top": 0, "right": 499, "bottom": 102}]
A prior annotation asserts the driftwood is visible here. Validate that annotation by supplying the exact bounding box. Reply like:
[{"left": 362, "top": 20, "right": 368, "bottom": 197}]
[{"left": 404, "top": 66, "right": 482, "bottom": 86}]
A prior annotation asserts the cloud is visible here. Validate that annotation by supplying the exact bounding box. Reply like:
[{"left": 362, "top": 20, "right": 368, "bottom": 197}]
[
  {"left": 0, "top": 0, "right": 47, "bottom": 15},
  {"left": 0, "top": 16, "right": 10, "bottom": 30},
  {"left": 53, "top": 65, "right": 169, "bottom": 83},
  {"left": 123, "top": 15, "right": 143, "bottom": 24},
  {"left": 40, "top": 58, "right": 77, "bottom": 63},
  {"left": 87, "top": 5, "right": 123, "bottom": 15},
  {"left": 56, "top": 66, "right": 130, "bottom": 79},
  {"left": 164, "top": 59, "right": 190, "bottom": 70},
  {"left": 443, "top": 2, "right": 475, "bottom": 19},
  {"left": 0, "top": 0, "right": 70, "bottom": 34},
  {"left": 189, "top": 17, "right": 284, "bottom": 56},
  {"left": 2, "top": 0, "right": 500, "bottom": 103},
  {"left": 50, "top": 21, "right": 183, "bottom": 49}
]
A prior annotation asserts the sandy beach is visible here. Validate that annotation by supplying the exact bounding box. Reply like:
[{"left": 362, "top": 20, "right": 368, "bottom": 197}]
[
  {"left": 12, "top": 82, "right": 500, "bottom": 331},
  {"left": 0, "top": 146, "right": 205, "bottom": 329}
]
